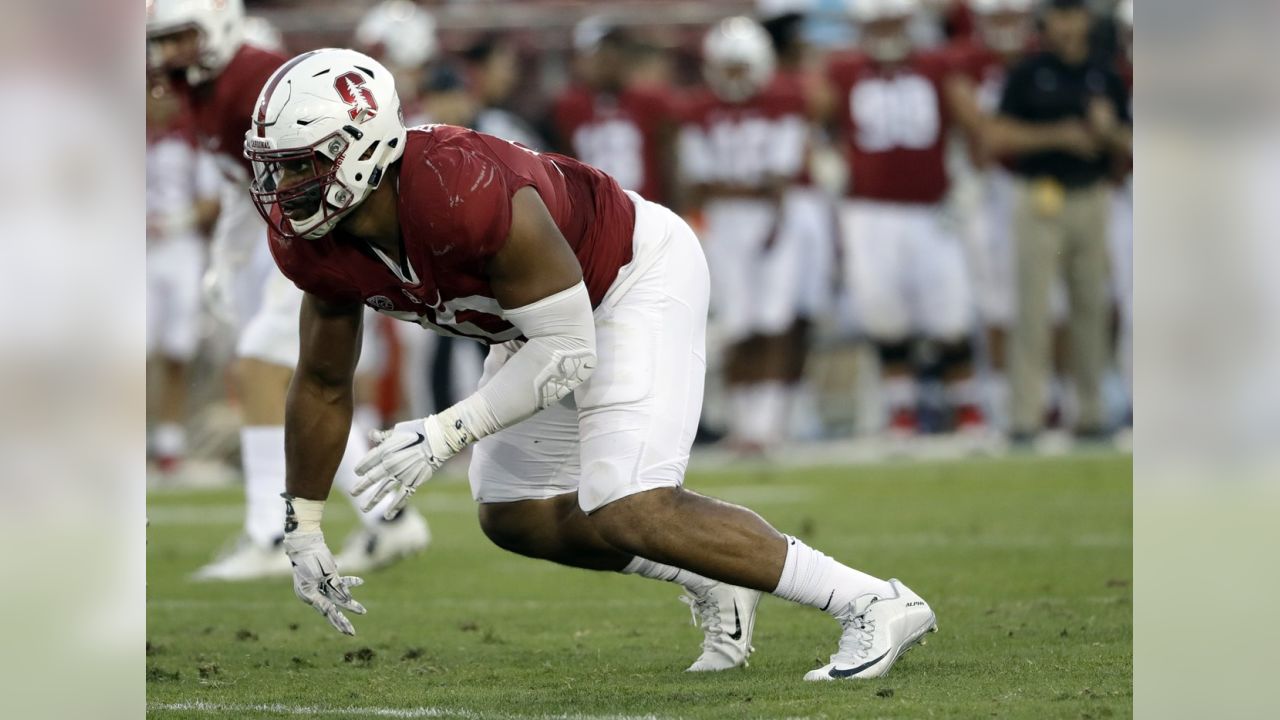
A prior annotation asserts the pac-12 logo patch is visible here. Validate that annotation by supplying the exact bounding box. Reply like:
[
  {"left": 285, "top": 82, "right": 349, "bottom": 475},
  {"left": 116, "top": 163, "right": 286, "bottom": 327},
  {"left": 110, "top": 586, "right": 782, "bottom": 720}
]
[
  {"left": 365, "top": 295, "right": 394, "bottom": 310},
  {"left": 334, "top": 71, "right": 379, "bottom": 123}
]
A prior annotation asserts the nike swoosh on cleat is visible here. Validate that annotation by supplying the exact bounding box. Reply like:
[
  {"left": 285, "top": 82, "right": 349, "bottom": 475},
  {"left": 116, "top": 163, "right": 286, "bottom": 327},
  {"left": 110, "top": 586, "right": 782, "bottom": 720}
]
[
  {"left": 827, "top": 649, "right": 891, "bottom": 679},
  {"left": 727, "top": 601, "right": 743, "bottom": 641},
  {"left": 820, "top": 589, "right": 836, "bottom": 612}
]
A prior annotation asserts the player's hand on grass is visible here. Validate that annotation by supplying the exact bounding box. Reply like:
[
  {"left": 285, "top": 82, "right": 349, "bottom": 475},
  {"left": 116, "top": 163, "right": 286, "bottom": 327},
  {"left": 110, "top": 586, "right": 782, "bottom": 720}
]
[
  {"left": 282, "top": 532, "right": 366, "bottom": 636},
  {"left": 353, "top": 417, "right": 453, "bottom": 520}
]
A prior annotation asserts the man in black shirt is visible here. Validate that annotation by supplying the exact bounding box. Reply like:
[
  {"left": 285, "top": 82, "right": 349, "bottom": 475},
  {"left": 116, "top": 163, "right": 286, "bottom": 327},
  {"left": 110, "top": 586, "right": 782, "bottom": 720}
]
[{"left": 989, "top": 0, "right": 1132, "bottom": 441}]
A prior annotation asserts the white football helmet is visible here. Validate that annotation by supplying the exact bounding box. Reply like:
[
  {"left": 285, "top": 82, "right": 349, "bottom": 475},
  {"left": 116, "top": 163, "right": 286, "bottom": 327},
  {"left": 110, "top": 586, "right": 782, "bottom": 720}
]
[
  {"left": 242, "top": 15, "right": 285, "bottom": 53},
  {"left": 1116, "top": 0, "right": 1133, "bottom": 27},
  {"left": 849, "top": 0, "right": 918, "bottom": 63},
  {"left": 970, "top": 0, "right": 1034, "bottom": 54},
  {"left": 703, "top": 16, "right": 777, "bottom": 102},
  {"left": 355, "top": 0, "right": 438, "bottom": 70},
  {"left": 244, "top": 49, "right": 407, "bottom": 240},
  {"left": 146, "top": 0, "right": 245, "bottom": 84}
]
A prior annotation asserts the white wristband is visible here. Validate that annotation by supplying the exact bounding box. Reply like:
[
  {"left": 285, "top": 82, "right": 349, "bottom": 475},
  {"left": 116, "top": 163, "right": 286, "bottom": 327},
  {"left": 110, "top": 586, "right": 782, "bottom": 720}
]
[{"left": 283, "top": 494, "right": 325, "bottom": 535}]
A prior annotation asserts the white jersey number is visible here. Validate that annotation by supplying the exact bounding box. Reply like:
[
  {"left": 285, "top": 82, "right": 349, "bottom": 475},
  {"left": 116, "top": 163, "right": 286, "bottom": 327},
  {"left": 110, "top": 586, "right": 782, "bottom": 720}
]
[{"left": 850, "top": 75, "right": 940, "bottom": 152}]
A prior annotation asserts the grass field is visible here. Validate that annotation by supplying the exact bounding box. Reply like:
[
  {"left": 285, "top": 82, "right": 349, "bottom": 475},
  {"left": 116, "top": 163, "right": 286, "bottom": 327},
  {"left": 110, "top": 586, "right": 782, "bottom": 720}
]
[{"left": 146, "top": 453, "right": 1132, "bottom": 719}]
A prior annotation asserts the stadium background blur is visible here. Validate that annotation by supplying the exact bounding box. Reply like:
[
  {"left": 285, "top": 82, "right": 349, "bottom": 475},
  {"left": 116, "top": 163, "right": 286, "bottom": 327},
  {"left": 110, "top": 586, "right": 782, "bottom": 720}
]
[{"left": 145, "top": 0, "right": 1134, "bottom": 486}]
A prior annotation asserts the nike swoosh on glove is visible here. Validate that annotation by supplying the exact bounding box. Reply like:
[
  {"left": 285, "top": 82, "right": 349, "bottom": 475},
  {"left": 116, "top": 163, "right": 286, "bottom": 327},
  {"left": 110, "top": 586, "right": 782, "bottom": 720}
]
[
  {"left": 352, "top": 417, "right": 452, "bottom": 520},
  {"left": 283, "top": 531, "right": 365, "bottom": 635}
]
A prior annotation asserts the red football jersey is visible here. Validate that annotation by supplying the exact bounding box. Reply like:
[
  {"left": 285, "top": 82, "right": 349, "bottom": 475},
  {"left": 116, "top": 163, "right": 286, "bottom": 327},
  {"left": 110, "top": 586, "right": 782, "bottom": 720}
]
[
  {"left": 553, "top": 84, "right": 678, "bottom": 205},
  {"left": 827, "top": 50, "right": 957, "bottom": 204},
  {"left": 679, "top": 78, "right": 811, "bottom": 190},
  {"left": 270, "top": 125, "right": 636, "bottom": 344},
  {"left": 169, "top": 45, "right": 287, "bottom": 181}
]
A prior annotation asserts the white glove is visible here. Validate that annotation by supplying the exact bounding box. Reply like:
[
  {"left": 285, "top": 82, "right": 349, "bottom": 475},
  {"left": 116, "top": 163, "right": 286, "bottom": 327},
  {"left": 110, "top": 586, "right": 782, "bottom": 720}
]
[
  {"left": 352, "top": 417, "right": 454, "bottom": 520},
  {"left": 282, "top": 532, "right": 366, "bottom": 636}
]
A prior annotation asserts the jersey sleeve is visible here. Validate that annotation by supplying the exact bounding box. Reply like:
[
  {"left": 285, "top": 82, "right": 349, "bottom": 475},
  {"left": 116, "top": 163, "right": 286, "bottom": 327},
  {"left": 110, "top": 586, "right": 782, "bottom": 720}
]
[{"left": 413, "top": 143, "right": 521, "bottom": 261}]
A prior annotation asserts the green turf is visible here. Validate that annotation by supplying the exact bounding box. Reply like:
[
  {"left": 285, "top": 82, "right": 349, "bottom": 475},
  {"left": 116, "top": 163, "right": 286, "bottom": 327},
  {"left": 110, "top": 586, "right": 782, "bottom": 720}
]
[{"left": 146, "top": 454, "right": 1132, "bottom": 719}]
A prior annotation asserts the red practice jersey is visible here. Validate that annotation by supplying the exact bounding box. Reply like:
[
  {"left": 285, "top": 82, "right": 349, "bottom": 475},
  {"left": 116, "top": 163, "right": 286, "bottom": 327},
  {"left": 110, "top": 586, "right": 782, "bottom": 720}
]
[
  {"left": 553, "top": 84, "right": 678, "bottom": 204},
  {"left": 270, "top": 125, "right": 637, "bottom": 344},
  {"left": 827, "top": 50, "right": 957, "bottom": 204},
  {"left": 679, "top": 78, "right": 811, "bottom": 191},
  {"left": 169, "top": 44, "right": 287, "bottom": 181}
]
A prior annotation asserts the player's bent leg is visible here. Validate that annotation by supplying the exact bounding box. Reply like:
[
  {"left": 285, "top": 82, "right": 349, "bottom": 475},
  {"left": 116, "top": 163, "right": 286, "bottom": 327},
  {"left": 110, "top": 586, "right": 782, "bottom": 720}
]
[
  {"left": 587, "top": 486, "right": 935, "bottom": 679},
  {"left": 477, "top": 494, "right": 630, "bottom": 571},
  {"left": 477, "top": 493, "right": 758, "bottom": 671}
]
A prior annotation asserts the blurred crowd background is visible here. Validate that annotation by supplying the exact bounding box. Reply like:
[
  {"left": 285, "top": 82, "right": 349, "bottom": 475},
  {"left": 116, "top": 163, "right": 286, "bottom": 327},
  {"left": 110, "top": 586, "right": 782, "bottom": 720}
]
[{"left": 146, "top": 0, "right": 1133, "bottom": 487}]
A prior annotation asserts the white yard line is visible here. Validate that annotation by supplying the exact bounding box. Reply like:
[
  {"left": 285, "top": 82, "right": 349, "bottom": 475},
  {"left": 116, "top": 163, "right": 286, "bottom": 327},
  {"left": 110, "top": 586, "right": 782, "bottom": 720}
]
[{"left": 147, "top": 701, "right": 674, "bottom": 720}]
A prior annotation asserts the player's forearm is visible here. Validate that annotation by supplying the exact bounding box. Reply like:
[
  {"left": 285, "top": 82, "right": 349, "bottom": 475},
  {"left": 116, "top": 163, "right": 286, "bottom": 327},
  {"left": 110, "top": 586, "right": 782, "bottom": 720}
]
[
  {"left": 427, "top": 282, "right": 598, "bottom": 456},
  {"left": 987, "top": 117, "right": 1080, "bottom": 155},
  {"left": 284, "top": 372, "right": 355, "bottom": 502}
]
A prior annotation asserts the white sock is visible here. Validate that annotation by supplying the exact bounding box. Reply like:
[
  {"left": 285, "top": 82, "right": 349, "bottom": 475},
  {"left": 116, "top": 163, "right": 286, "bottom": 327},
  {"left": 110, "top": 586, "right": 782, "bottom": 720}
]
[
  {"left": 772, "top": 535, "right": 894, "bottom": 616},
  {"left": 354, "top": 403, "right": 382, "bottom": 436},
  {"left": 987, "top": 372, "right": 1010, "bottom": 430},
  {"left": 758, "top": 381, "right": 790, "bottom": 440},
  {"left": 622, "top": 556, "right": 718, "bottom": 595},
  {"left": 882, "top": 376, "right": 916, "bottom": 413},
  {"left": 333, "top": 424, "right": 397, "bottom": 528},
  {"left": 151, "top": 422, "right": 187, "bottom": 457},
  {"left": 945, "top": 377, "right": 980, "bottom": 408},
  {"left": 728, "top": 387, "right": 752, "bottom": 440},
  {"left": 241, "top": 426, "right": 286, "bottom": 547}
]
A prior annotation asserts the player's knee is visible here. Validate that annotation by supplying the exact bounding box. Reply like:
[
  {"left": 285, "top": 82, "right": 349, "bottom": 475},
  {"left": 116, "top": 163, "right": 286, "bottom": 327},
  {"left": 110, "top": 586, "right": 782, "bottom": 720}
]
[
  {"left": 477, "top": 503, "right": 539, "bottom": 555},
  {"left": 588, "top": 488, "right": 681, "bottom": 557}
]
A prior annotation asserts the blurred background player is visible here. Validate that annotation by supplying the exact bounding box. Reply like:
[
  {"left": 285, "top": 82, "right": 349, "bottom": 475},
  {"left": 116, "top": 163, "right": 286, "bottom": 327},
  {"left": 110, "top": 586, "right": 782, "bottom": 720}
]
[
  {"left": 945, "top": 0, "right": 1055, "bottom": 432},
  {"left": 354, "top": 0, "right": 437, "bottom": 119},
  {"left": 826, "top": 0, "right": 987, "bottom": 439},
  {"left": 756, "top": 0, "right": 841, "bottom": 442},
  {"left": 554, "top": 18, "right": 681, "bottom": 208},
  {"left": 680, "top": 17, "right": 813, "bottom": 454},
  {"left": 459, "top": 34, "right": 547, "bottom": 150},
  {"left": 146, "top": 77, "right": 221, "bottom": 475},
  {"left": 988, "top": 0, "right": 1132, "bottom": 443},
  {"left": 146, "top": 0, "right": 428, "bottom": 579}
]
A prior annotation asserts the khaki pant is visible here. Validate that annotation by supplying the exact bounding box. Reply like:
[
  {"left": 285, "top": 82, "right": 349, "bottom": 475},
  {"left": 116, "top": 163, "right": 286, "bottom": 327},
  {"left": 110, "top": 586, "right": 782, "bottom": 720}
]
[{"left": 1009, "top": 180, "right": 1111, "bottom": 433}]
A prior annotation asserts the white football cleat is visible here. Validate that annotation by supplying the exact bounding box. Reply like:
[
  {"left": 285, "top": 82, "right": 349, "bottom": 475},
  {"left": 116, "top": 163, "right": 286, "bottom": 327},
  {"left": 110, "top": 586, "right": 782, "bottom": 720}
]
[
  {"left": 803, "top": 579, "right": 937, "bottom": 681},
  {"left": 334, "top": 507, "right": 431, "bottom": 573},
  {"left": 681, "top": 583, "right": 762, "bottom": 671},
  {"left": 191, "top": 534, "right": 292, "bottom": 581}
]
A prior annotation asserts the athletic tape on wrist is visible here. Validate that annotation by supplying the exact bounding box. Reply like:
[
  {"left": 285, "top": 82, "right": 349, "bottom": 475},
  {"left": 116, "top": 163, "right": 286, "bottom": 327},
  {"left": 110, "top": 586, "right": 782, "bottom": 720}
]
[{"left": 282, "top": 493, "right": 325, "bottom": 535}]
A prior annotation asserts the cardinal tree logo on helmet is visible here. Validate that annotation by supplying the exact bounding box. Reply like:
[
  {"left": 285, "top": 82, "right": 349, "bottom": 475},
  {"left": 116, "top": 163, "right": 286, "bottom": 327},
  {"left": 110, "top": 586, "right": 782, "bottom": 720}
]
[
  {"left": 365, "top": 295, "right": 395, "bottom": 310},
  {"left": 335, "top": 71, "right": 379, "bottom": 123}
]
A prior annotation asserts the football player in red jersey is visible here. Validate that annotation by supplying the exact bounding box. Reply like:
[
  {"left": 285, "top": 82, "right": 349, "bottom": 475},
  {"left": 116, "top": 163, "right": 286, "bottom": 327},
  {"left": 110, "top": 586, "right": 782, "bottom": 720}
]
[
  {"left": 146, "top": 80, "right": 220, "bottom": 476},
  {"left": 679, "top": 17, "right": 817, "bottom": 453},
  {"left": 552, "top": 19, "right": 680, "bottom": 207},
  {"left": 827, "top": 0, "right": 989, "bottom": 439},
  {"left": 250, "top": 48, "right": 936, "bottom": 679},
  {"left": 146, "top": 0, "right": 429, "bottom": 579},
  {"left": 945, "top": 0, "right": 1046, "bottom": 431}
]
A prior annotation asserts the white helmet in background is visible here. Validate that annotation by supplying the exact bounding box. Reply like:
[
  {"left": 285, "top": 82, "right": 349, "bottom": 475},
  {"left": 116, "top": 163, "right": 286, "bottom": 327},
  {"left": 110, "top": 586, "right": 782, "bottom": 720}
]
[
  {"left": 1115, "top": 0, "right": 1133, "bottom": 60},
  {"left": 242, "top": 15, "right": 285, "bottom": 53},
  {"left": 245, "top": 49, "right": 407, "bottom": 240},
  {"left": 355, "top": 0, "right": 438, "bottom": 70},
  {"left": 849, "top": 0, "right": 918, "bottom": 63},
  {"left": 703, "top": 16, "right": 777, "bottom": 102},
  {"left": 1116, "top": 0, "right": 1133, "bottom": 27},
  {"left": 970, "top": 0, "right": 1034, "bottom": 54},
  {"left": 146, "top": 0, "right": 245, "bottom": 83}
]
